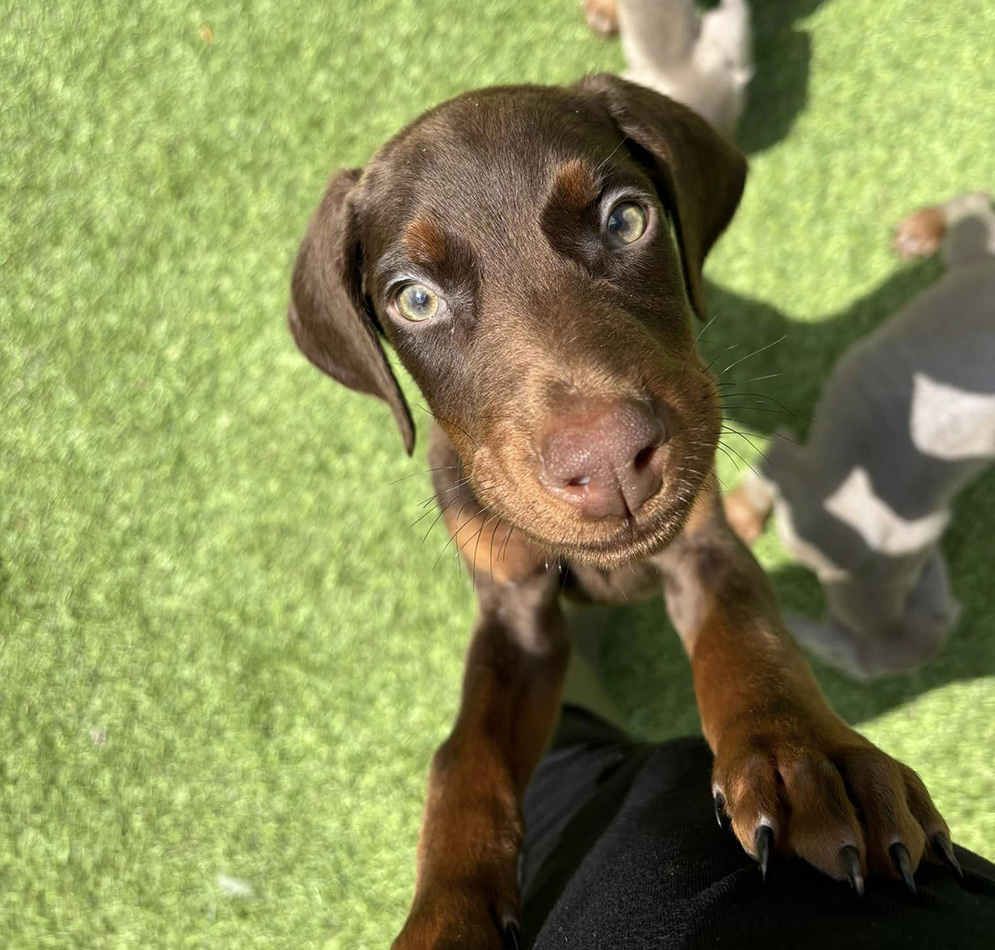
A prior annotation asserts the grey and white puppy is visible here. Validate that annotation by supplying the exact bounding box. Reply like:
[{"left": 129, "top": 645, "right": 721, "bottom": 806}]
[
  {"left": 584, "top": 0, "right": 753, "bottom": 135},
  {"left": 726, "top": 193, "right": 995, "bottom": 678}
]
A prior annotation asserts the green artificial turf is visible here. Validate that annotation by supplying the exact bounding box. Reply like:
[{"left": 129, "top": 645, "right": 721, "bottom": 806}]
[{"left": 2, "top": 0, "right": 995, "bottom": 946}]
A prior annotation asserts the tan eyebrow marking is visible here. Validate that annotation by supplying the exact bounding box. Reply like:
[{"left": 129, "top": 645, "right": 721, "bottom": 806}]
[
  {"left": 403, "top": 216, "right": 448, "bottom": 268},
  {"left": 549, "top": 159, "right": 601, "bottom": 211}
]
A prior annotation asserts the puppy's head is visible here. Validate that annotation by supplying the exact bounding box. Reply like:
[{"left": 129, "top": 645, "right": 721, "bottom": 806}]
[{"left": 289, "top": 75, "right": 746, "bottom": 567}]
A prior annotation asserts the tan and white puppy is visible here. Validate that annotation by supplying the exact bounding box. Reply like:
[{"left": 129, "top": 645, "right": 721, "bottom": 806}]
[
  {"left": 584, "top": 0, "right": 753, "bottom": 135},
  {"left": 727, "top": 193, "right": 995, "bottom": 678}
]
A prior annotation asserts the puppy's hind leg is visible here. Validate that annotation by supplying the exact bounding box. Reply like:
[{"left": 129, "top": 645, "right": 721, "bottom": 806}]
[
  {"left": 689, "top": 0, "right": 754, "bottom": 133},
  {"left": 617, "top": 0, "right": 700, "bottom": 81},
  {"left": 697, "top": 0, "right": 753, "bottom": 81}
]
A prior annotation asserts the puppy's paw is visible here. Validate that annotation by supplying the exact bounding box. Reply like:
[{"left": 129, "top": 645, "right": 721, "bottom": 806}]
[
  {"left": 584, "top": 0, "right": 619, "bottom": 37},
  {"left": 723, "top": 482, "right": 771, "bottom": 546},
  {"left": 892, "top": 205, "right": 947, "bottom": 259},
  {"left": 392, "top": 871, "right": 521, "bottom": 950},
  {"left": 713, "top": 718, "right": 959, "bottom": 893}
]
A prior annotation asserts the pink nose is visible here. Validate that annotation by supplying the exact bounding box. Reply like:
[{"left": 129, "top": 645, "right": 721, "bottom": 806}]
[{"left": 539, "top": 401, "right": 667, "bottom": 519}]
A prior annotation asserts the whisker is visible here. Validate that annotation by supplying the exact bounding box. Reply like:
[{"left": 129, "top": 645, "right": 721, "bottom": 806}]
[
  {"left": 719, "top": 404, "right": 812, "bottom": 422},
  {"left": 722, "top": 422, "right": 800, "bottom": 448},
  {"left": 434, "top": 502, "right": 486, "bottom": 572},
  {"left": 489, "top": 516, "right": 503, "bottom": 585},
  {"left": 499, "top": 522, "right": 516, "bottom": 562},
  {"left": 470, "top": 511, "right": 502, "bottom": 582},
  {"left": 419, "top": 475, "right": 474, "bottom": 508},
  {"left": 714, "top": 441, "right": 744, "bottom": 475},
  {"left": 716, "top": 372, "right": 784, "bottom": 388},
  {"left": 388, "top": 465, "right": 459, "bottom": 487},
  {"left": 594, "top": 135, "right": 629, "bottom": 173},
  {"left": 721, "top": 425, "right": 771, "bottom": 462},
  {"left": 421, "top": 500, "right": 454, "bottom": 543},
  {"left": 411, "top": 488, "right": 472, "bottom": 532},
  {"left": 416, "top": 403, "right": 481, "bottom": 448},
  {"left": 717, "top": 438, "right": 761, "bottom": 479},
  {"left": 719, "top": 334, "right": 787, "bottom": 377},
  {"left": 410, "top": 506, "right": 439, "bottom": 531},
  {"left": 680, "top": 310, "right": 721, "bottom": 381},
  {"left": 772, "top": 429, "right": 803, "bottom": 446},
  {"left": 719, "top": 391, "right": 807, "bottom": 421},
  {"left": 701, "top": 342, "right": 740, "bottom": 376}
]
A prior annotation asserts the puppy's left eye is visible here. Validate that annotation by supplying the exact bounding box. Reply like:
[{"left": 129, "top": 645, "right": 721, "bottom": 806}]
[
  {"left": 605, "top": 201, "right": 648, "bottom": 246},
  {"left": 394, "top": 282, "right": 443, "bottom": 322}
]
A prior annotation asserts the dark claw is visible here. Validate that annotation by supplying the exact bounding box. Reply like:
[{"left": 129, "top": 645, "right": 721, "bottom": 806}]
[
  {"left": 755, "top": 824, "right": 774, "bottom": 882},
  {"left": 932, "top": 832, "right": 964, "bottom": 880},
  {"left": 840, "top": 845, "right": 865, "bottom": 898},
  {"left": 504, "top": 921, "right": 522, "bottom": 950},
  {"left": 713, "top": 790, "right": 727, "bottom": 829},
  {"left": 889, "top": 842, "right": 917, "bottom": 895}
]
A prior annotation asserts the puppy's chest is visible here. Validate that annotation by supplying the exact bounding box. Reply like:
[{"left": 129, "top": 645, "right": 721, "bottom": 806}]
[{"left": 564, "top": 558, "right": 661, "bottom": 604}]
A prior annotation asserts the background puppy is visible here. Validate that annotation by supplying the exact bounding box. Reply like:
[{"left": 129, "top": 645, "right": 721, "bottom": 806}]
[
  {"left": 726, "top": 193, "right": 995, "bottom": 678},
  {"left": 585, "top": 0, "right": 753, "bottom": 134}
]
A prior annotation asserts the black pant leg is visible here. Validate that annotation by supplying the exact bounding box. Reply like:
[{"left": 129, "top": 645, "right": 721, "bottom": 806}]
[{"left": 521, "top": 707, "right": 995, "bottom": 950}]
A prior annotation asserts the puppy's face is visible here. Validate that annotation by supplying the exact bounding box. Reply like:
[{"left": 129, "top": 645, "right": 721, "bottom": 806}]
[{"left": 289, "top": 77, "right": 746, "bottom": 567}]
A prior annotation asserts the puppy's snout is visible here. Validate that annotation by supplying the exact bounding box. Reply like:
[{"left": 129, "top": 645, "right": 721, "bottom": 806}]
[{"left": 539, "top": 401, "right": 667, "bottom": 519}]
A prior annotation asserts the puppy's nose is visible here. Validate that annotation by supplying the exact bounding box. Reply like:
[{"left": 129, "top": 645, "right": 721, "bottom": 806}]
[{"left": 539, "top": 401, "right": 667, "bottom": 519}]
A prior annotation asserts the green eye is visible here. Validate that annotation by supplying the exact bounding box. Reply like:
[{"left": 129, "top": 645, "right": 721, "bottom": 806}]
[
  {"left": 394, "top": 282, "right": 442, "bottom": 322},
  {"left": 606, "top": 201, "right": 648, "bottom": 245}
]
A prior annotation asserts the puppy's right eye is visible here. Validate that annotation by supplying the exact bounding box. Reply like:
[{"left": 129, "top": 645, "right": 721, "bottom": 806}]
[
  {"left": 605, "top": 201, "right": 648, "bottom": 246},
  {"left": 394, "top": 282, "right": 443, "bottom": 322}
]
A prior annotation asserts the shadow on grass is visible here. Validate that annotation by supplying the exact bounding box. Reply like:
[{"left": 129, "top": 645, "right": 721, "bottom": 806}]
[
  {"left": 701, "top": 256, "right": 946, "bottom": 440},
  {"left": 597, "top": 258, "right": 995, "bottom": 735},
  {"left": 600, "top": 470, "right": 995, "bottom": 737},
  {"left": 733, "top": 0, "right": 834, "bottom": 154},
  {"left": 603, "top": 0, "right": 830, "bottom": 155}
]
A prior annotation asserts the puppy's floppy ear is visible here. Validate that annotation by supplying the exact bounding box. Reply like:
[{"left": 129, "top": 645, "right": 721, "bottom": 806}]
[
  {"left": 581, "top": 73, "right": 747, "bottom": 320},
  {"left": 288, "top": 168, "right": 415, "bottom": 454}
]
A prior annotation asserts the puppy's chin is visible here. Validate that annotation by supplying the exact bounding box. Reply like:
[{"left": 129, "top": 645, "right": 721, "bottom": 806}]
[
  {"left": 546, "top": 497, "right": 697, "bottom": 569},
  {"left": 474, "top": 479, "right": 703, "bottom": 572}
]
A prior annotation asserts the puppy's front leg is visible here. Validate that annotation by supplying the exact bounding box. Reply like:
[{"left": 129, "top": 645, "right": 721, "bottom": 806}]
[
  {"left": 394, "top": 435, "right": 568, "bottom": 949},
  {"left": 655, "top": 475, "right": 956, "bottom": 890},
  {"left": 393, "top": 574, "right": 568, "bottom": 950}
]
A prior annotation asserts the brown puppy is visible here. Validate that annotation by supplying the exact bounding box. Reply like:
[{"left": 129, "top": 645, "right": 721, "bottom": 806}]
[{"left": 288, "top": 76, "right": 957, "bottom": 949}]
